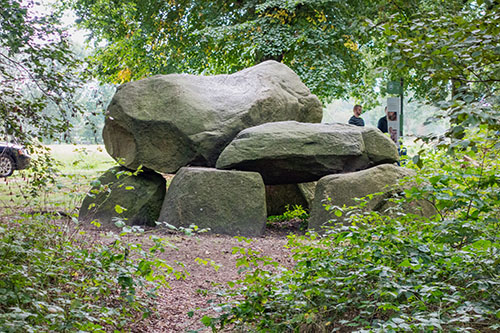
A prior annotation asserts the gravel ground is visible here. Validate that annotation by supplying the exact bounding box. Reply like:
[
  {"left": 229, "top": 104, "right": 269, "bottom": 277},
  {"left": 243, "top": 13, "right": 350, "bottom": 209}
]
[{"left": 125, "top": 226, "right": 300, "bottom": 333}]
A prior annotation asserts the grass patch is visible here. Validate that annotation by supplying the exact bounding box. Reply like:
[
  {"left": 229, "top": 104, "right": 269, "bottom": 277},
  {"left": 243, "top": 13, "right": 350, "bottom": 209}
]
[
  {"left": 47, "top": 144, "right": 116, "bottom": 174},
  {"left": 267, "top": 204, "right": 309, "bottom": 233},
  {"left": 0, "top": 145, "right": 116, "bottom": 215}
]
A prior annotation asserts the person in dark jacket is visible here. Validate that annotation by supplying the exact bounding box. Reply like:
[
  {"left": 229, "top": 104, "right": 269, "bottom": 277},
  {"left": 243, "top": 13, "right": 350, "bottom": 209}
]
[
  {"left": 377, "top": 106, "right": 397, "bottom": 133},
  {"left": 377, "top": 107, "right": 388, "bottom": 133},
  {"left": 348, "top": 104, "right": 364, "bottom": 126}
]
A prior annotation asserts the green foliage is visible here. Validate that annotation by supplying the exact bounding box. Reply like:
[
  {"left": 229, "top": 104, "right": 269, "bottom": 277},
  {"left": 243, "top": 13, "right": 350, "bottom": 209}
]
[
  {"left": 0, "top": 0, "right": 114, "bottom": 195},
  {"left": 283, "top": 205, "right": 308, "bottom": 221},
  {"left": 0, "top": 214, "right": 181, "bottom": 332},
  {"left": 202, "top": 130, "right": 500, "bottom": 332},
  {"left": 0, "top": 145, "right": 188, "bottom": 331},
  {"left": 0, "top": 0, "right": 85, "bottom": 144},
  {"left": 69, "top": 0, "right": 376, "bottom": 102},
  {"left": 70, "top": 0, "right": 499, "bottom": 138},
  {"left": 267, "top": 204, "right": 309, "bottom": 231},
  {"left": 363, "top": 0, "right": 500, "bottom": 141},
  {"left": 268, "top": 204, "right": 308, "bottom": 222},
  {"left": 409, "top": 129, "right": 500, "bottom": 224}
]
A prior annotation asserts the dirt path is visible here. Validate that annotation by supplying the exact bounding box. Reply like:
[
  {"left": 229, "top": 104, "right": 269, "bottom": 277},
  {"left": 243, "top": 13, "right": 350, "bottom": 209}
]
[{"left": 130, "top": 230, "right": 296, "bottom": 332}]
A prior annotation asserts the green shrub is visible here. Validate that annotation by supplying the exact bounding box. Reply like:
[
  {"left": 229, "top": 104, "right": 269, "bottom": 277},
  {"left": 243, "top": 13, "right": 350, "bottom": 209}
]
[
  {"left": 204, "top": 212, "right": 499, "bottom": 332},
  {"left": 267, "top": 205, "right": 309, "bottom": 231},
  {"left": 0, "top": 214, "right": 182, "bottom": 332}
]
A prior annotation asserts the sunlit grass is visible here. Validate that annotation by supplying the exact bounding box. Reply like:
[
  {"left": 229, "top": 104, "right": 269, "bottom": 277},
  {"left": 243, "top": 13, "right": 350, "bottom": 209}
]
[
  {"left": 0, "top": 144, "right": 117, "bottom": 216},
  {"left": 48, "top": 144, "right": 117, "bottom": 174}
]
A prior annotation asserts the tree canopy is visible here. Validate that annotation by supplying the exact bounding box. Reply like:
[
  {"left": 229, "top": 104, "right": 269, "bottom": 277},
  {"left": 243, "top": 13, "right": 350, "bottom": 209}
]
[
  {"left": 0, "top": 0, "right": 84, "bottom": 145},
  {"left": 2, "top": 0, "right": 498, "bottom": 144},
  {"left": 70, "top": 0, "right": 378, "bottom": 101},
  {"left": 70, "top": 0, "right": 499, "bottom": 135}
]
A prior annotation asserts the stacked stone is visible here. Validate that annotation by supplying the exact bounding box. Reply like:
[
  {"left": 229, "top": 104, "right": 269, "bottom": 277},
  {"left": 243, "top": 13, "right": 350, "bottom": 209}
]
[{"left": 79, "top": 61, "right": 432, "bottom": 236}]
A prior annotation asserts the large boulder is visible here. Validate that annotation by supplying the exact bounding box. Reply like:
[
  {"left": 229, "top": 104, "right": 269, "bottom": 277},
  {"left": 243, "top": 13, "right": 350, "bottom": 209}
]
[
  {"left": 216, "top": 121, "right": 399, "bottom": 184},
  {"left": 103, "top": 61, "right": 323, "bottom": 173},
  {"left": 308, "top": 164, "right": 436, "bottom": 231},
  {"left": 79, "top": 167, "right": 166, "bottom": 227},
  {"left": 158, "top": 167, "right": 267, "bottom": 237}
]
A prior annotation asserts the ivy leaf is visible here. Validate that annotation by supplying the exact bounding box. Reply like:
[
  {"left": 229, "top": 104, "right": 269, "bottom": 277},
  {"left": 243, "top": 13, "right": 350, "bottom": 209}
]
[
  {"left": 201, "top": 315, "right": 213, "bottom": 326},
  {"left": 115, "top": 205, "right": 126, "bottom": 214},
  {"left": 398, "top": 259, "right": 411, "bottom": 268}
]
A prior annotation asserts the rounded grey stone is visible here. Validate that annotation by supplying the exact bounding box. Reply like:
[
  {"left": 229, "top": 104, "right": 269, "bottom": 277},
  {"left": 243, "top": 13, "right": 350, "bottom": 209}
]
[
  {"left": 79, "top": 167, "right": 166, "bottom": 227},
  {"left": 158, "top": 167, "right": 267, "bottom": 237}
]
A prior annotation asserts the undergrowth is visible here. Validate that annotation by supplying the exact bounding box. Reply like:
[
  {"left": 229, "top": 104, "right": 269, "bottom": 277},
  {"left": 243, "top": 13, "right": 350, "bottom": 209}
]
[
  {"left": 267, "top": 204, "right": 309, "bottom": 232},
  {"left": 202, "top": 128, "right": 500, "bottom": 332},
  {"left": 0, "top": 214, "right": 182, "bottom": 332}
]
